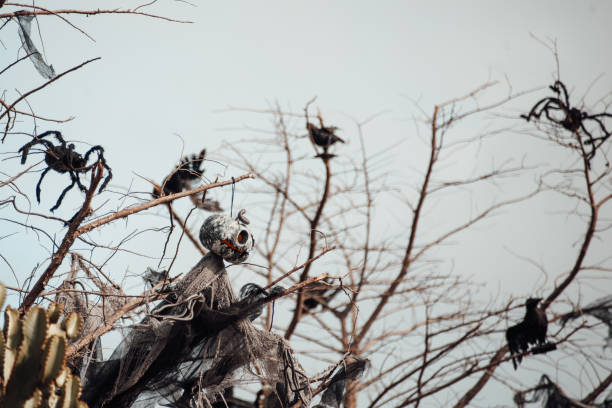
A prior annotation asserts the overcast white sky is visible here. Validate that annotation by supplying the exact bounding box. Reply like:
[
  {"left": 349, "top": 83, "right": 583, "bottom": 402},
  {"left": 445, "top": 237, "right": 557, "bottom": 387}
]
[{"left": 2, "top": 1, "right": 612, "bottom": 406}]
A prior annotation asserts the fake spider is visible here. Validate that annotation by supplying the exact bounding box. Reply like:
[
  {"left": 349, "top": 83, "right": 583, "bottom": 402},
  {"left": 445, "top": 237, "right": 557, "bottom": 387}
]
[
  {"left": 18, "top": 130, "right": 112, "bottom": 212},
  {"left": 521, "top": 80, "right": 612, "bottom": 165},
  {"left": 152, "top": 149, "right": 206, "bottom": 197}
]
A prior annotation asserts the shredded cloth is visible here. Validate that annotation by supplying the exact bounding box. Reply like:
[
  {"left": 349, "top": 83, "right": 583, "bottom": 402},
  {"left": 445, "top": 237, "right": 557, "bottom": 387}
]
[
  {"left": 55, "top": 255, "right": 129, "bottom": 378},
  {"left": 514, "top": 375, "right": 612, "bottom": 408},
  {"left": 79, "top": 252, "right": 311, "bottom": 408},
  {"left": 561, "top": 294, "right": 612, "bottom": 349},
  {"left": 16, "top": 14, "right": 56, "bottom": 79}
]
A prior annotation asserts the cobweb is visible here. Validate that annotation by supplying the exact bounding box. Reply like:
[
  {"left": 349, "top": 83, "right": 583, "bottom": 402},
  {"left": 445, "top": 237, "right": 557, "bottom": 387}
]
[
  {"left": 514, "top": 375, "right": 612, "bottom": 408},
  {"left": 16, "top": 14, "right": 56, "bottom": 79},
  {"left": 561, "top": 294, "right": 612, "bottom": 349},
  {"left": 70, "top": 252, "right": 311, "bottom": 408}
]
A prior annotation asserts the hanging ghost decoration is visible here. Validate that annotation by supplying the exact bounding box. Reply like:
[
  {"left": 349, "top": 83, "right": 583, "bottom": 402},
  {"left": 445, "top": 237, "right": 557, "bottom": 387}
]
[{"left": 81, "top": 208, "right": 311, "bottom": 408}]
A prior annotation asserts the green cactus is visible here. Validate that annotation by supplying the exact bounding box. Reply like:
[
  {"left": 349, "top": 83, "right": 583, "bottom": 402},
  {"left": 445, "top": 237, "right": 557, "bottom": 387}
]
[{"left": 0, "top": 283, "right": 88, "bottom": 408}]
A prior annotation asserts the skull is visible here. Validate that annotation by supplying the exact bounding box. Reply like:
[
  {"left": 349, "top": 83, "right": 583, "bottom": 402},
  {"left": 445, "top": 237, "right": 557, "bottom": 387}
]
[{"left": 199, "top": 210, "right": 254, "bottom": 263}]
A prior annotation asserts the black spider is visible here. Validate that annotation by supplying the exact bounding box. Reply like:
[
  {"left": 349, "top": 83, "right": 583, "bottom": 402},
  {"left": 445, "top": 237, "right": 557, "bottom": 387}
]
[
  {"left": 18, "top": 131, "right": 112, "bottom": 212},
  {"left": 521, "top": 80, "right": 612, "bottom": 166},
  {"left": 152, "top": 149, "right": 206, "bottom": 198}
]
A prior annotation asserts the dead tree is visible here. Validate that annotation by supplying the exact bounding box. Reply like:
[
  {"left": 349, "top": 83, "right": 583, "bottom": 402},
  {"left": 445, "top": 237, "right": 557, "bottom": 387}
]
[
  {"left": 2, "top": 8, "right": 612, "bottom": 403},
  {"left": 219, "top": 80, "right": 612, "bottom": 407}
]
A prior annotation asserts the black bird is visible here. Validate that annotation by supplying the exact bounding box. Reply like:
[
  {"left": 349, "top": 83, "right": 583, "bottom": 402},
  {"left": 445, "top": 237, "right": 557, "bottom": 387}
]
[
  {"left": 152, "top": 149, "right": 206, "bottom": 197},
  {"left": 313, "top": 356, "right": 370, "bottom": 408},
  {"left": 506, "top": 297, "right": 549, "bottom": 369},
  {"left": 300, "top": 278, "right": 337, "bottom": 313},
  {"left": 307, "top": 122, "right": 345, "bottom": 149}
]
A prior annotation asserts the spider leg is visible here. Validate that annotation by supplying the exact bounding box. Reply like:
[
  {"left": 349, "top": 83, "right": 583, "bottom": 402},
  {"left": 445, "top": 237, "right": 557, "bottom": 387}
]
[
  {"left": 98, "top": 159, "right": 113, "bottom": 192},
  {"left": 585, "top": 116, "right": 612, "bottom": 140},
  {"left": 579, "top": 122, "right": 597, "bottom": 144},
  {"left": 544, "top": 106, "right": 561, "bottom": 124},
  {"left": 50, "top": 177, "right": 77, "bottom": 212},
  {"left": 18, "top": 138, "right": 54, "bottom": 164},
  {"left": 35, "top": 130, "right": 66, "bottom": 145},
  {"left": 83, "top": 145, "right": 104, "bottom": 163},
  {"left": 554, "top": 81, "right": 571, "bottom": 108},
  {"left": 73, "top": 170, "right": 88, "bottom": 192},
  {"left": 589, "top": 112, "right": 612, "bottom": 120},
  {"left": 521, "top": 97, "right": 557, "bottom": 121},
  {"left": 83, "top": 146, "right": 112, "bottom": 192},
  {"left": 35, "top": 167, "right": 52, "bottom": 203}
]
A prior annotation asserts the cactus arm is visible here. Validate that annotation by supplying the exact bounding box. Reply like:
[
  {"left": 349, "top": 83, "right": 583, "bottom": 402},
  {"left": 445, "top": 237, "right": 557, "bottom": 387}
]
[
  {"left": 60, "top": 313, "right": 82, "bottom": 340},
  {"left": 23, "top": 388, "right": 43, "bottom": 408},
  {"left": 59, "top": 375, "right": 82, "bottom": 408},
  {"left": 3, "top": 307, "right": 23, "bottom": 384},
  {"left": 5, "top": 307, "right": 47, "bottom": 405},
  {"left": 42, "top": 336, "right": 66, "bottom": 384},
  {"left": 0, "top": 283, "right": 5, "bottom": 310},
  {"left": 0, "top": 294, "right": 88, "bottom": 408}
]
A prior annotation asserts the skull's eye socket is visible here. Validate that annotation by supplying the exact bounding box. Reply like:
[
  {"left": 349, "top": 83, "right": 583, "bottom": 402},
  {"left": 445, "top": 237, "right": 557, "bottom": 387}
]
[{"left": 237, "top": 230, "right": 249, "bottom": 245}]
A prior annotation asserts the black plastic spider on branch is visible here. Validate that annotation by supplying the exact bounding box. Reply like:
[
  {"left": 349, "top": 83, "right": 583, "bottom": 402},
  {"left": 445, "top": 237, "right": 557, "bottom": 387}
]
[
  {"left": 521, "top": 80, "right": 612, "bottom": 166},
  {"left": 18, "top": 130, "right": 112, "bottom": 211}
]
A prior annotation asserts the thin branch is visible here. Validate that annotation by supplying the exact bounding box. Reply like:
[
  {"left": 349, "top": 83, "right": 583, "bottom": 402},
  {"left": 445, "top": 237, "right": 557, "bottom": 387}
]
[
  {"left": 77, "top": 173, "right": 254, "bottom": 235},
  {"left": 0, "top": 4, "right": 192, "bottom": 23},
  {"left": 19, "top": 162, "right": 104, "bottom": 312},
  {"left": 1, "top": 58, "right": 101, "bottom": 141}
]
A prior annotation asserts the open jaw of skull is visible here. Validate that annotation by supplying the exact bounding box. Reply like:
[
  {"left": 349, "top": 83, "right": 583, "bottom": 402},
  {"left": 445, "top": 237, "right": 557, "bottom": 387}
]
[{"left": 199, "top": 211, "right": 254, "bottom": 263}]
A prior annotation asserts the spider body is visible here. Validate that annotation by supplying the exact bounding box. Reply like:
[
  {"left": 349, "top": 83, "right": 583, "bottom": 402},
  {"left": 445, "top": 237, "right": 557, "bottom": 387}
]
[
  {"left": 153, "top": 149, "right": 206, "bottom": 197},
  {"left": 19, "top": 131, "right": 112, "bottom": 212},
  {"left": 43, "top": 143, "right": 86, "bottom": 173},
  {"left": 560, "top": 107, "right": 585, "bottom": 132}
]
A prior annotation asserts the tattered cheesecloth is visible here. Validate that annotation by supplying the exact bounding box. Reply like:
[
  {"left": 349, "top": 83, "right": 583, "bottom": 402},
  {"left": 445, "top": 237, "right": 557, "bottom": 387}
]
[{"left": 75, "top": 211, "right": 311, "bottom": 407}]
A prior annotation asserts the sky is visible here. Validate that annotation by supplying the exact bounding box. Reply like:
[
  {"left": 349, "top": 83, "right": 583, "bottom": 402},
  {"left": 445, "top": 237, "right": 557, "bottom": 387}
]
[{"left": 1, "top": 1, "right": 612, "bottom": 406}]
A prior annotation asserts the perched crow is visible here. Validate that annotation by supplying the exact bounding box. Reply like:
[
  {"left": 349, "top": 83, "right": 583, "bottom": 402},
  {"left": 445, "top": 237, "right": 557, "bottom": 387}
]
[
  {"left": 152, "top": 149, "right": 222, "bottom": 211},
  {"left": 300, "top": 278, "right": 336, "bottom": 313},
  {"left": 152, "top": 149, "right": 206, "bottom": 197},
  {"left": 307, "top": 122, "right": 345, "bottom": 149},
  {"left": 506, "top": 298, "right": 548, "bottom": 369},
  {"left": 314, "top": 356, "right": 370, "bottom": 408}
]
